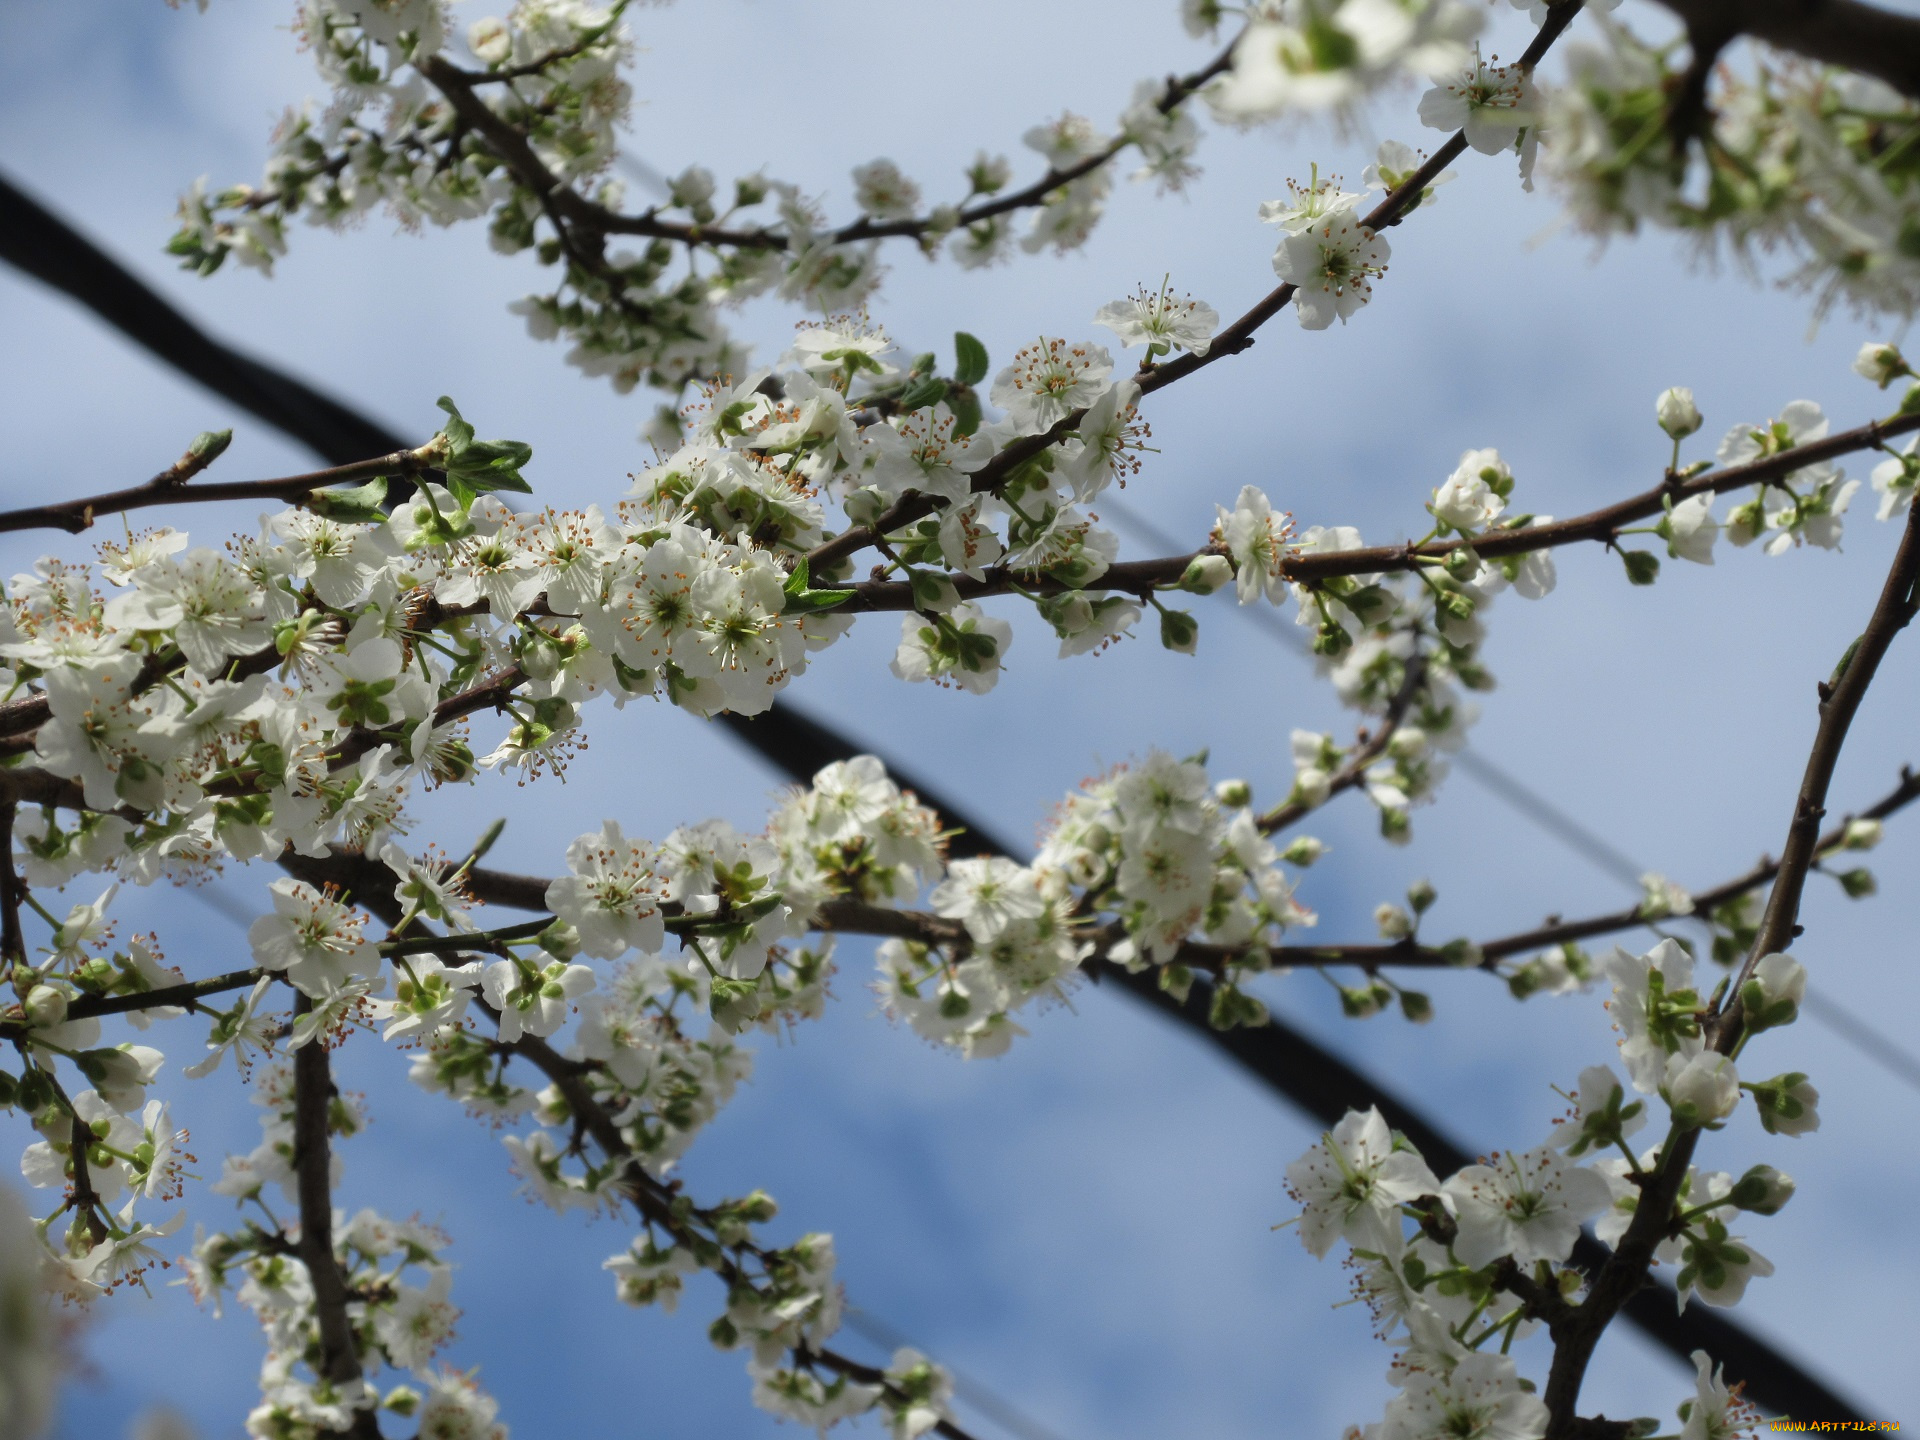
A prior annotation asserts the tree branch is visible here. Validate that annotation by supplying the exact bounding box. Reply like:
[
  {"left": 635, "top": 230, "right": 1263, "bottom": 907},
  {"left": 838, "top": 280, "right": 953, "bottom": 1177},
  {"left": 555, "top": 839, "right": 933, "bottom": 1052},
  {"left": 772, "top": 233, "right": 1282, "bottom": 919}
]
[
  {"left": 0, "top": 447, "right": 435, "bottom": 536},
  {"left": 1539, "top": 494, "right": 1920, "bottom": 1437},
  {"left": 290, "top": 995, "right": 382, "bottom": 1437},
  {"left": 1652, "top": 0, "right": 1920, "bottom": 100}
]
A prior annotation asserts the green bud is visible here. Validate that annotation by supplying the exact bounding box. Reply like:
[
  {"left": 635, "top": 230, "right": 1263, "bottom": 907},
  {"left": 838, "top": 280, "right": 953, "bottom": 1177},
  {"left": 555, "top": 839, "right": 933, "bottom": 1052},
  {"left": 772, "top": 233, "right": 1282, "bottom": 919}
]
[
  {"left": 1208, "top": 982, "right": 1269, "bottom": 1031},
  {"left": 1312, "top": 620, "right": 1352, "bottom": 657},
  {"left": 1280, "top": 836, "right": 1326, "bottom": 866},
  {"left": 537, "top": 919, "right": 582, "bottom": 960},
  {"left": 1620, "top": 550, "right": 1661, "bottom": 585},
  {"left": 709, "top": 975, "right": 764, "bottom": 1033},
  {"left": 1342, "top": 585, "right": 1395, "bottom": 626},
  {"left": 1406, "top": 878, "right": 1437, "bottom": 914},
  {"left": 1339, "top": 982, "right": 1392, "bottom": 1019},
  {"left": 13, "top": 1069, "right": 52, "bottom": 1114},
  {"left": 1726, "top": 1163, "right": 1795, "bottom": 1216},
  {"left": 1158, "top": 607, "right": 1199, "bottom": 654},
  {"left": 1834, "top": 866, "right": 1876, "bottom": 898},
  {"left": 1397, "top": 989, "right": 1434, "bottom": 1024},
  {"left": 1176, "top": 554, "right": 1233, "bottom": 595},
  {"left": 189, "top": 428, "right": 234, "bottom": 461}
]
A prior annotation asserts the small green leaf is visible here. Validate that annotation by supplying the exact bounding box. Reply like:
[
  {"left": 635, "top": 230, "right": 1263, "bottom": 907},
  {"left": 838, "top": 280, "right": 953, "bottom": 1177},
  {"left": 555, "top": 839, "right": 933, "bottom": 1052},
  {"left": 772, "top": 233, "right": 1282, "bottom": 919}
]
[
  {"left": 307, "top": 476, "right": 390, "bottom": 523},
  {"left": 954, "top": 332, "right": 989, "bottom": 387},
  {"left": 948, "top": 387, "right": 983, "bottom": 438},
  {"left": 780, "top": 556, "right": 856, "bottom": 615},
  {"left": 435, "top": 396, "right": 476, "bottom": 453},
  {"left": 896, "top": 377, "right": 949, "bottom": 412},
  {"left": 782, "top": 586, "right": 856, "bottom": 616}
]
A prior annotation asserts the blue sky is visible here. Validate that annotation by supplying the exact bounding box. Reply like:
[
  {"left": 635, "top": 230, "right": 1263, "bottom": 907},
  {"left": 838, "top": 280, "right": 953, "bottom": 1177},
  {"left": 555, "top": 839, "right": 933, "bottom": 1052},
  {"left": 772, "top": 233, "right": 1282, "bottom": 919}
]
[{"left": 2, "top": 3, "right": 1917, "bottom": 1437}]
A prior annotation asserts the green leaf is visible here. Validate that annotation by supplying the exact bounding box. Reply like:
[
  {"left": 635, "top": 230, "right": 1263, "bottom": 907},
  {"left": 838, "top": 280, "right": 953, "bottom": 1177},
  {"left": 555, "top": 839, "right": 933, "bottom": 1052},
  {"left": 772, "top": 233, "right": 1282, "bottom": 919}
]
[
  {"left": 306, "top": 476, "right": 390, "bottom": 523},
  {"left": 780, "top": 557, "right": 855, "bottom": 615},
  {"left": 896, "top": 376, "right": 949, "bottom": 412},
  {"left": 953, "top": 331, "right": 989, "bottom": 387},
  {"left": 435, "top": 396, "right": 476, "bottom": 453},
  {"left": 446, "top": 438, "right": 535, "bottom": 495},
  {"left": 948, "top": 388, "right": 983, "bottom": 438}
]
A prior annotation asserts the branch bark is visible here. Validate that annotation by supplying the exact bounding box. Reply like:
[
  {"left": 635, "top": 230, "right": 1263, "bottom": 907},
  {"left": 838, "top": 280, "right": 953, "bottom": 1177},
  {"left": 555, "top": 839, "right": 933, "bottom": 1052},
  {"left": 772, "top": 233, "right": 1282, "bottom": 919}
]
[
  {"left": 1653, "top": 0, "right": 1920, "bottom": 99},
  {"left": 290, "top": 995, "right": 382, "bottom": 1437}
]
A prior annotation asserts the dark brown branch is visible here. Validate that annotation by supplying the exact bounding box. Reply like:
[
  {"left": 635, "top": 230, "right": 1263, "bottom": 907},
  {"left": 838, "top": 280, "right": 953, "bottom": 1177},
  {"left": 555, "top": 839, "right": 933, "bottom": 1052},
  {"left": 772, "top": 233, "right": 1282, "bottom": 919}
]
[
  {"left": 822, "top": 404, "right": 1920, "bottom": 610},
  {"left": 0, "top": 448, "right": 432, "bottom": 537},
  {"left": 290, "top": 996, "right": 382, "bottom": 1435},
  {"left": 426, "top": 32, "right": 1239, "bottom": 253},
  {"left": 1257, "top": 656, "right": 1428, "bottom": 834},
  {"left": 1716, "top": 498, "right": 1920, "bottom": 1032},
  {"left": 0, "top": 967, "right": 267, "bottom": 1041},
  {"left": 503, "top": 1028, "right": 984, "bottom": 1440},
  {"left": 1653, "top": 0, "right": 1920, "bottom": 100},
  {"left": 39, "top": 1067, "right": 110, "bottom": 1246},
  {"left": 1540, "top": 494, "right": 1920, "bottom": 1437}
]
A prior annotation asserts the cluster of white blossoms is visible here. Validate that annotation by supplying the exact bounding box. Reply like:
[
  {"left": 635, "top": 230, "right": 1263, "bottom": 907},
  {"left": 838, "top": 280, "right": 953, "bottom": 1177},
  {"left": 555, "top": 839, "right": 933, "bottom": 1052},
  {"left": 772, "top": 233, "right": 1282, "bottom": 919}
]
[
  {"left": 1539, "top": 16, "right": 1920, "bottom": 322},
  {"left": 21, "top": 4, "right": 1919, "bottom": 1434},
  {"left": 181, "top": 1067, "right": 510, "bottom": 1440},
  {"left": 1293, "top": 930, "right": 1814, "bottom": 1438},
  {"left": 170, "top": 1, "right": 1221, "bottom": 394},
  {"left": 1205, "top": 0, "right": 1481, "bottom": 120},
  {"left": 3, "top": 341, "right": 1904, "bottom": 1432}
]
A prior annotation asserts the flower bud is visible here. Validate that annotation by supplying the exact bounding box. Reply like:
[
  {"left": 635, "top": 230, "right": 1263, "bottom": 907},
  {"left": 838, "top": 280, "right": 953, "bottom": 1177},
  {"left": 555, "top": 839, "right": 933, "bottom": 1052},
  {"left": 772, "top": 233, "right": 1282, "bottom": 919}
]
[
  {"left": 1405, "top": 878, "right": 1437, "bottom": 914},
  {"left": 842, "top": 486, "right": 889, "bottom": 528},
  {"left": 1662, "top": 1051, "right": 1741, "bottom": 1128},
  {"left": 467, "top": 16, "right": 513, "bottom": 65},
  {"left": 1727, "top": 1163, "right": 1795, "bottom": 1216},
  {"left": 1213, "top": 779, "right": 1252, "bottom": 809},
  {"left": 1841, "top": 817, "right": 1883, "bottom": 850},
  {"left": 1339, "top": 981, "right": 1391, "bottom": 1019},
  {"left": 22, "top": 985, "right": 67, "bottom": 1027},
  {"left": 75, "top": 1045, "right": 161, "bottom": 1110},
  {"left": 1386, "top": 727, "right": 1429, "bottom": 763},
  {"left": 1852, "top": 341, "right": 1910, "bottom": 389},
  {"left": 1280, "top": 836, "right": 1326, "bottom": 866},
  {"left": 1739, "top": 952, "right": 1805, "bottom": 1032},
  {"left": 1835, "top": 866, "right": 1876, "bottom": 899},
  {"left": 1158, "top": 607, "right": 1199, "bottom": 654},
  {"left": 1656, "top": 386, "right": 1702, "bottom": 440},
  {"left": 1290, "top": 766, "right": 1331, "bottom": 810},
  {"left": 188, "top": 428, "right": 233, "bottom": 462},
  {"left": 1748, "top": 1071, "right": 1820, "bottom": 1136},
  {"left": 1397, "top": 989, "right": 1433, "bottom": 1024},
  {"left": 1374, "top": 903, "right": 1414, "bottom": 940},
  {"left": 1177, "top": 554, "right": 1233, "bottom": 595},
  {"left": 537, "top": 919, "right": 582, "bottom": 961}
]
